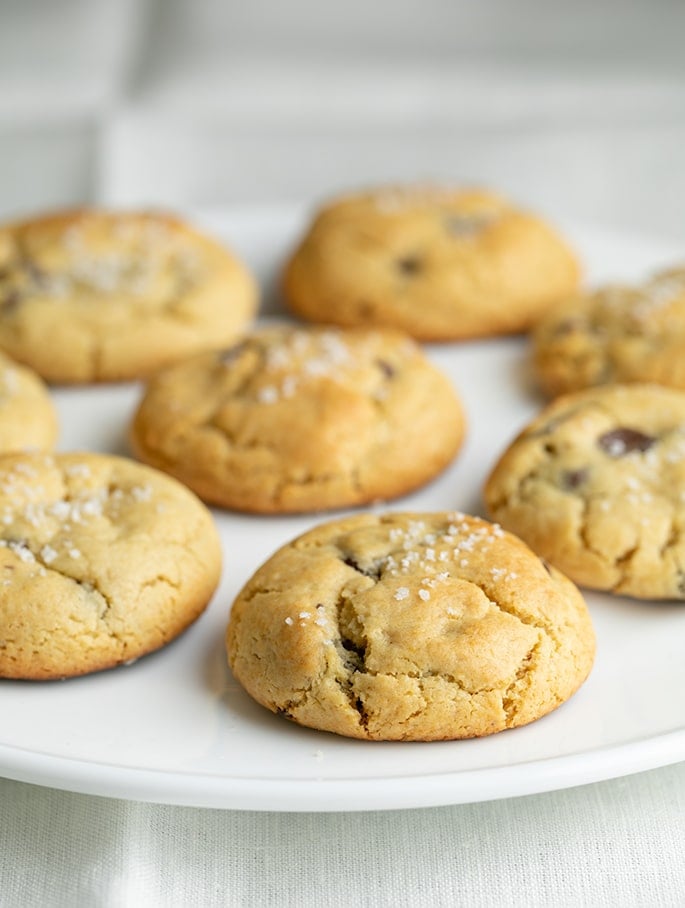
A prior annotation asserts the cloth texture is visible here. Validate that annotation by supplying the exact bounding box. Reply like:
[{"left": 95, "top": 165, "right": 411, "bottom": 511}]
[{"left": 1, "top": 764, "right": 684, "bottom": 908}]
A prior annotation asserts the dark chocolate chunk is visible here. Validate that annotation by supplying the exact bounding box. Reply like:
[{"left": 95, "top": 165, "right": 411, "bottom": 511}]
[
  {"left": 397, "top": 255, "right": 422, "bottom": 276},
  {"left": 22, "top": 258, "right": 47, "bottom": 290},
  {"left": 340, "top": 636, "right": 366, "bottom": 661},
  {"left": 342, "top": 555, "right": 381, "bottom": 580},
  {"left": 217, "top": 341, "right": 249, "bottom": 365},
  {"left": 552, "top": 317, "right": 585, "bottom": 337},
  {"left": 0, "top": 289, "right": 21, "bottom": 312},
  {"left": 562, "top": 468, "right": 588, "bottom": 490},
  {"left": 598, "top": 428, "right": 655, "bottom": 457},
  {"left": 376, "top": 359, "right": 396, "bottom": 379}
]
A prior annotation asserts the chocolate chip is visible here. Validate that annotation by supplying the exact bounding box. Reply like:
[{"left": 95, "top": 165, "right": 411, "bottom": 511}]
[
  {"left": 598, "top": 428, "right": 655, "bottom": 457},
  {"left": 562, "top": 468, "right": 588, "bottom": 490},
  {"left": 23, "top": 258, "right": 47, "bottom": 289},
  {"left": 342, "top": 555, "right": 381, "bottom": 580},
  {"left": 553, "top": 318, "right": 584, "bottom": 337},
  {"left": 217, "top": 341, "right": 249, "bottom": 365},
  {"left": 376, "top": 359, "right": 395, "bottom": 379},
  {"left": 340, "top": 636, "right": 366, "bottom": 661},
  {"left": 0, "top": 289, "right": 21, "bottom": 312},
  {"left": 397, "top": 255, "right": 422, "bottom": 276}
]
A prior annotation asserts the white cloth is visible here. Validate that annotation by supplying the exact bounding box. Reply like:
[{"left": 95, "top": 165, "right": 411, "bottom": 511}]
[{"left": 1, "top": 764, "right": 684, "bottom": 907}]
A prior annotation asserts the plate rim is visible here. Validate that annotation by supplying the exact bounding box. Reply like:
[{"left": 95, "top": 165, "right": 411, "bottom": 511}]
[{"left": 1, "top": 727, "right": 684, "bottom": 811}]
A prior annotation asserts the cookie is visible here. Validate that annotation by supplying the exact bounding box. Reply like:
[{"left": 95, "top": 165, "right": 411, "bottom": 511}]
[
  {"left": 484, "top": 383, "right": 685, "bottom": 599},
  {"left": 532, "top": 267, "right": 685, "bottom": 397},
  {"left": 0, "top": 351, "right": 57, "bottom": 452},
  {"left": 226, "top": 512, "right": 595, "bottom": 741},
  {"left": 0, "top": 452, "right": 221, "bottom": 679},
  {"left": 0, "top": 208, "right": 257, "bottom": 383},
  {"left": 130, "top": 325, "right": 466, "bottom": 513},
  {"left": 282, "top": 185, "right": 580, "bottom": 340}
]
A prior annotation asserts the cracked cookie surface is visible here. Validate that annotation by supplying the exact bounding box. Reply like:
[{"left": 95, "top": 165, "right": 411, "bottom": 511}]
[
  {"left": 0, "top": 452, "right": 221, "bottom": 679},
  {"left": 484, "top": 383, "right": 685, "bottom": 598},
  {"left": 532, "top": 267, "right": 685, "bottom": 396},
  {"left": 130, "top": 325, "right": 465, "bottom": 513},
  {"left": 0, "top": 351, "right": 57, "bottom": 452},
  {"left": 0, "top": 208, "right": 257, "bottom": 383},
  {"left": 282, "top": 185, "right": 580, "bottom": 340},
  {"left": 226, "top": 512, "right": 594, "bottom": 740}
]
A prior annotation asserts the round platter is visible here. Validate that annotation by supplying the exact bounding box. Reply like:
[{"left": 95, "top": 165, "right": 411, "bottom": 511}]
[{"left": 0, "top": 204, "right": 683, "bottom": 811}]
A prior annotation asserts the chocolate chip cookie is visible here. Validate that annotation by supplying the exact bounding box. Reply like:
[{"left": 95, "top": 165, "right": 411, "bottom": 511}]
[
  {"left": 226, "top": 512, "right": 595, "bottom": 740},
  {"left": 532, "top": 267, "right": 685, "bottom": 396},
  {"left": 130, "top": 325, "right": 466, "bottom": 513},
  {"left": 0, "top": 209, "right": 257, "bottom": 383},
  {"left": 0, "top": 452, "right": 221, "bottom": 679},
  {"left": 0, "top": 351, "right": 57, "bottom": 452},
  {"left": 484, "top": 383, "right": 685, "bottom": 598},
  {"left": 283, "top": 185, "right": 580, "bottom": 340}
]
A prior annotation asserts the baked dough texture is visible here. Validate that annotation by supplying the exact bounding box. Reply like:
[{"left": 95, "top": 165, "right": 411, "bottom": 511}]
[
  {"left": 130, "top": 325, "right": 466, "bottom": 513},
  {"left": 0, "top": 209, "right": 257, "bottom": 383},
  {"left": 283, "top": 186, "right": 580, "bottom": 340},
  {"left": 532, "top": 267, "right": 685, "bottom": 397},
  {"left": 0, "top": 452, "right": 221, "bottom": 679},
  {"left": 226, "top": 512, "right": 595, "bottom": 741},
  {"left": 0, "top": 350, "right": 57, "bottom": 452},
  {"left": 484, "top": 383, "right": 685, "bottom": 598}
]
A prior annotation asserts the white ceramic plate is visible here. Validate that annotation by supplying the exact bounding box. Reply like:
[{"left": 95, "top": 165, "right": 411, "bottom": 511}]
[{"left": 0, "top": 205, "right": 684, "bottom": 812}]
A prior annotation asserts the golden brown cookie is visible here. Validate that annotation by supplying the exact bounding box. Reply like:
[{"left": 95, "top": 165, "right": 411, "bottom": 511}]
[
  {"left": 0, "top": 351, "right": 57, "bottom": 452},
  {"left": 532, "top": 267, "right": 685, "bottom": 397},
  {"left": 282, "top": 186, "right": 580, "bottom": 340},
  {"left": 130, "top": 325, "right": 466, "bottom": 513},
  {"left": 0, "top": 452, "right": 221, "bottom": 679},
  {"left": 0, "top": 208, "right": 257, "bottom": 383},
  {"left": 226, "top": 512, "right": 595, "bottom": 741},
  {"left": 484, "top": 383, "right": 685, "bottom": 599}
]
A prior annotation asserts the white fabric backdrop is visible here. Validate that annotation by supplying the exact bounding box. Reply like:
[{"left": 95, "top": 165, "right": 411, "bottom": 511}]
[
  {"left": 2, "top": 764, "right": 684, "bottom": 908},
  {"left": 0, "top": 2, "right": 684, "bottom": 905}
]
